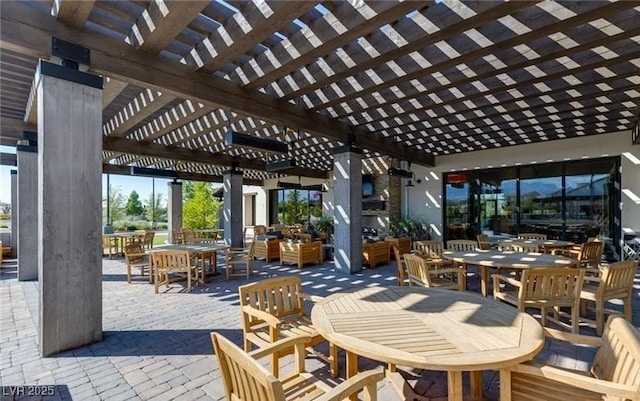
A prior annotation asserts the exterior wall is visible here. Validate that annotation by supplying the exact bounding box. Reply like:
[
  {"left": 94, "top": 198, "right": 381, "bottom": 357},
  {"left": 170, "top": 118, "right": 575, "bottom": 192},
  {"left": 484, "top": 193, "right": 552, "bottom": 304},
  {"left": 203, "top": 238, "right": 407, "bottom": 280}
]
[
  {"left": 407, "top": 130, "right": 640, "bottom": 244},
  {"left": 242, "top": 185, "right": 267, "bottom": 226}
]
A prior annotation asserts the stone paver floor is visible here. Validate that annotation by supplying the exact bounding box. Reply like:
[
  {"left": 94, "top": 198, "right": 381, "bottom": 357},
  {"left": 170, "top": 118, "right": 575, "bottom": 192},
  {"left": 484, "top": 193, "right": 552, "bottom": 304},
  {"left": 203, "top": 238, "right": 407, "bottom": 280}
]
[{"left": 1, "top": 255, "right": 638, "bottom": 400}]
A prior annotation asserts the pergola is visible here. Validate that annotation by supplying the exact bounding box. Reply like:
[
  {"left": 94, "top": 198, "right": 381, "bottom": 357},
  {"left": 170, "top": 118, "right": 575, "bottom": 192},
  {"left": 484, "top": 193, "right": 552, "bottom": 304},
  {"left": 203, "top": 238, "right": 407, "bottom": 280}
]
[
  {"left": 2, "top": 1, "right": 638, "bottom": 178},
  {"left": 1, "top": 0, "right": 639, "bottom": 357}
]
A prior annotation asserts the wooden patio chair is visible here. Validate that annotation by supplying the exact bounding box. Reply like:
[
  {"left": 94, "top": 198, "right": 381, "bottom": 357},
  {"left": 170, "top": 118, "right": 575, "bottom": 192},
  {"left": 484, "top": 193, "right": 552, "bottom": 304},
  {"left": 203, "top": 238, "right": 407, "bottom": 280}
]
[
  {"left": 124, "top": 242, "right": 149, "bottom": 283},
  {"left": 224, "top": 241, "right": 256, "bottom": 281},
  {"left": 253, "top": 225, "right": 267, "bottom": 239},
  {"left": 413, "top": 240, "right": 454, "bottom": 268},
  {"left": 362, "top": 241, "right": 390, "bottom": 268},
  {"left": 171, "top": 230, "right": 184, "bottom": 244},
  {"left": 499, "top": 315, "right": 640, "bottom": 401},
  {"left": 499, "top": 242, "right": 539, "bottom": 253},
  {"left": 446, "top": 239, "right": 478, "bottom": 251},
  {"left": 102, "top": 235, "right": 118, "bottom": 259},
  {"left": 476, "top": 234, "right": 491, "bottom": 250},
  {"left": 211, "top": 332, "right": 383, "bottom": 401},
  {"left": 493, "top": 267, "right": 585, "bottom": 333},
  {"left": 552, "top": 240, "right": 603, "bottom": 270},
  {"left": 580, "top": 260, "right": 638, "bottom": 335},
  {"left": 403, "top": 253, "right": 463, "bottom": 291},
  {"left": 392, "top": 246, "right": 408, "bottom": 286},
  {"left": 181, "top": 228, "right": 196, "bottom": 244},
  {"left": 150, "top": 250, "right": 198, "bottom": 294},
  {"left": 238, "top": 276, "right": 338, "bottom": 377},
  {"left": 518, "top": 232, "right": 547, "bottom": 240},
  {"left": 143, "top": 231, "right": 154, "bottom": 250}
]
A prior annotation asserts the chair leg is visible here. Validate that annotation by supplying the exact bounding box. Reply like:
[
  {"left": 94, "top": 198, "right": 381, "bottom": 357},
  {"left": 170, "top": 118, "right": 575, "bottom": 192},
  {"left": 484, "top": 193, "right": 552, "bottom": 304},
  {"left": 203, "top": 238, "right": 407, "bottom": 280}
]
[
  {"left": 154, "top": 269, "right": 159, "bottom": 294},
  {"left": 624, "top": 294, "right": 633, "bottom": 321},
  {"left": 127, "top": 263, "right": 132, "bottom": 284},
  {"left": 540, "top": 306, "right": 547, "bottom": 327},
  {"left": 596, "top": 301, "right": 604, "bottom": 336},
  {"left": 571, "top": 306, "right": 579, "bottom": 334}
]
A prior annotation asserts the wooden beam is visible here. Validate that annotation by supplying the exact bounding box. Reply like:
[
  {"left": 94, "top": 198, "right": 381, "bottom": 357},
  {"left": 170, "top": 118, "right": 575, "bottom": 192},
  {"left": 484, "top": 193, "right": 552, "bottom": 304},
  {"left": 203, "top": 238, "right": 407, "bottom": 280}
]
[
  {"left": 53, "top": 0, "right": 95, "bottom": 28},
  {"left": 102, "top": 163, "right": 262, "bottom": 185},
  {"left": 281, "top": 0, "right": 539, "bottom": 101},
  {"left": 308, "top": 1, "right": 636, "bottom": 111},
  {"left": 130, "top": 99, "right": 211, "bottom": 142},
  {"left": 128, "top": 1, "right": 210, "bottom": 54},
  {"left": 0, "top": 116, "right": 35, "bottom": 145},
  {"left": 0, "top": 152, "right": 17, "bottom": 166},
  {"left": 0, "top": 2, "right": 435, "bottom": 166},
  {"left": 103, "top": 136, "right": 327, "bottom": 179},
  {"left": 242, "top": 1, "right": 422, "bottom": 89},
  {"left": 102, "top": 78, "right": 128, "bottom": 110},
  {"left": 190, "top": 1, "right": 317, "bottom": 74}
]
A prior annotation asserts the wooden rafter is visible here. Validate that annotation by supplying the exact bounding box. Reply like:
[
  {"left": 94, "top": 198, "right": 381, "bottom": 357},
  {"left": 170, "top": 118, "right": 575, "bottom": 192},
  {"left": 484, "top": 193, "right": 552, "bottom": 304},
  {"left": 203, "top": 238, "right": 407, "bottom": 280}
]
[
  {"left": 187, "top": 1, "right": 317, "bottom": 74},
  {"left": 103, "top": 163, "right": 263, "bottom": 185},
  {"left": 0, "top": 1, "right": 434, "bottom": 166},
  {"left": 53, "top": 0, "right": 96, "bottom": 28},
  {"left": 240, "top": 1, "right": 423, "bottom": 90}
]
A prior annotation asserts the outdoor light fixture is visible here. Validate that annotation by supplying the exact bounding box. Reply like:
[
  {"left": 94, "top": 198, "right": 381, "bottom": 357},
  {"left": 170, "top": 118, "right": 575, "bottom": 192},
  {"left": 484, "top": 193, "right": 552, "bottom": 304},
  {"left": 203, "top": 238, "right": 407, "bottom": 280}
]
[
  {"left": 224, "top": 129, "right": 288, "bottom": 154},
  {"left": 388, "top": 167, "right": 413, "bottom": 179},
  {"left": 277, "top": 181, "right": 302, "bottom": 189},
  {"left": 301, "top": 184, "right": 325, "bottom": 192},
  {"left": 265, "top": 158, "right": 297, "bottom": 171},
  {"left": 129, "top": 166, "right": 178, "bottom": 179}
]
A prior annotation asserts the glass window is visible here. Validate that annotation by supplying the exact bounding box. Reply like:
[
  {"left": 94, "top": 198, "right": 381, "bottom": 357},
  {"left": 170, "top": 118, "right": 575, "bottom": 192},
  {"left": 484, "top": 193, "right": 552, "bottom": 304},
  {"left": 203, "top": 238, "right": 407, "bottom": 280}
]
[
  {"left": 270, "top": 189, "right": 322, "bottom": 226},
  {"left": 443, "top": 157, "right": 620, "bottom": 257}
]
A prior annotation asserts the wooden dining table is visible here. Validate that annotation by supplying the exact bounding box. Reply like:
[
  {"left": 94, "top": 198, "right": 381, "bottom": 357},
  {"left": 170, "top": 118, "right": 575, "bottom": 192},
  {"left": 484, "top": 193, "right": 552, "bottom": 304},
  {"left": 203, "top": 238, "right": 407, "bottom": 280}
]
[
  {"left": 311, "top": 286, "right": 544, "bottom": 401},
  {"left": 444, "top": 249, "right": 577, "bottom": 296},
  {"left": 499, "top": 238, "right": 574, "bottom": 252}
]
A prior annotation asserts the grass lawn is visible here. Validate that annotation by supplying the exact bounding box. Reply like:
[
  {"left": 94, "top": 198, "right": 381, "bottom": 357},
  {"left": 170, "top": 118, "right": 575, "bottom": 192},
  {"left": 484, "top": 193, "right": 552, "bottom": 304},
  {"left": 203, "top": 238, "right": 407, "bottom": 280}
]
[{"left": 152, "top": 232, "right": 168, "bottom": 246}]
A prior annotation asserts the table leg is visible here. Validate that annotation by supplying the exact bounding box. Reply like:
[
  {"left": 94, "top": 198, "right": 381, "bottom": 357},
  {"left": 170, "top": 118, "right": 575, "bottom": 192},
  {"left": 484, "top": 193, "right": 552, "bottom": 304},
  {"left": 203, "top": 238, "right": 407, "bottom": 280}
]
[
  {"left": 447, "top": 371, "right": 464, "bottom": 401},
  {"left": 346, "top": 351, "right": 358, "bottom": 401},
  {"left": 480, "top": 266, "right": 489, "bottom": 297},
  {"left": 470, "top": 371, "right": 483, "bottom": 400}
]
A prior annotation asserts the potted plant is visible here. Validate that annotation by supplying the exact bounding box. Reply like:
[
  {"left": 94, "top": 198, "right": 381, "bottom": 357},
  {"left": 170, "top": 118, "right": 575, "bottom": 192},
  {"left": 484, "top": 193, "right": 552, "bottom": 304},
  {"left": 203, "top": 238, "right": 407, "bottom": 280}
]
[
  {"left": 316, "top": 215, "right": 334, "bottom": 235},
  {"left": 389, "top": 217, "right": 430, "bottom": 241}
]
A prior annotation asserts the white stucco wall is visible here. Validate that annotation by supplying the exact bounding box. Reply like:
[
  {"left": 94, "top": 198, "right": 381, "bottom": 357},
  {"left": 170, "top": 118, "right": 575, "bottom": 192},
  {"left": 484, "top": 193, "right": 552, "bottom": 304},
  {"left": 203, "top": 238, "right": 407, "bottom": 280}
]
[
  {"left": 407, "top": 130, "right": 640, "bottom": 243},
  {"left": 243, "top": 185, "right": 267, "bottom": 226}
]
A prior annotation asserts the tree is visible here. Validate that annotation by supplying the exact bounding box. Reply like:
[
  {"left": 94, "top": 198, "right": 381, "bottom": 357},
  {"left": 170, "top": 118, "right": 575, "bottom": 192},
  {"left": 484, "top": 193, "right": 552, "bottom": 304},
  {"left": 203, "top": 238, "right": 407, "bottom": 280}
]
[
  {"left": 102, "top": 185, "right": 125, "bottom": 224},
  {"left": 183, "top": 182, "right": 221, "bottom": 229},
  {"left": 280, "top": 190, "right": 308, "bottom": 224},
  {"left": 144, "top": 193, "right": 167, "bottom": 224},
  {"left": 183, "top": 181, "right": 196, "bottom": 202},
  {"left": 125, "top": 190, "right": 144, "bottom": 217}
]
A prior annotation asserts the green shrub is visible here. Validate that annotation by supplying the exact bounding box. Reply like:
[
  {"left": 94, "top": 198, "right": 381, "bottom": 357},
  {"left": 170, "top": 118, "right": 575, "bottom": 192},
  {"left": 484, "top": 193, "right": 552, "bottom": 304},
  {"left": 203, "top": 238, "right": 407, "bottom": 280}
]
[{"left": 0, "top": 214, "right": 10, "bottom": 220}]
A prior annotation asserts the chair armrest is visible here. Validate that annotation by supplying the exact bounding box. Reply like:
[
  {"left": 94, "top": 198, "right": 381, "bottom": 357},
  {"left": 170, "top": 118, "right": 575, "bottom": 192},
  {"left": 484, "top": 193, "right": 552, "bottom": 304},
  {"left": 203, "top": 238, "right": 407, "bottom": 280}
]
[
  {"left": 248, "top": 334, "right": 312, "bottom": 360},
  {"left": 492, "top": 274, "right": 522, "bottom": 288},
  {"left": 241, "top": 305, "right": 282, "bottom": 327},
  {"left": 542, "top": 327, "right": 603, "bottom": 347},
  {"left": 552, "top": 248, "right": 579, "bottom": 257},
  {"left": 430, "top": 268, "right": 464, "bottom": 275},
  {"left": 300, "top": 293, "right": 325, "bottom": 303},
  {"left": 316, "top": 368, "right": 384, "bottom": 401},
  {"left": 506, "top": 362, "right": 637, "bottom": 399}
]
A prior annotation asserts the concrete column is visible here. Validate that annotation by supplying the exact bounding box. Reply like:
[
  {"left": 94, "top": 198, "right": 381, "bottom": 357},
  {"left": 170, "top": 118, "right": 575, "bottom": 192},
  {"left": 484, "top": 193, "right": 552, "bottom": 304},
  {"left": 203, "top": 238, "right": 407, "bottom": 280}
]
[
  {"left": 17, "top": 137, "right": 38, "bottom": 281},
  {"left": 10, "top": 170, "right": 17, "bottom": 258},
  {"left": 333, "top": 147, "right": 363, "bottom": 274},
  {"left": 167, "top": 181, "right": 182, "bottom": 244},
  {"left": 37, "top": 60, "right": 103, "bottom": 356},
  {"left": 223, "top": 169, "right": 243, "bottom": 247}
]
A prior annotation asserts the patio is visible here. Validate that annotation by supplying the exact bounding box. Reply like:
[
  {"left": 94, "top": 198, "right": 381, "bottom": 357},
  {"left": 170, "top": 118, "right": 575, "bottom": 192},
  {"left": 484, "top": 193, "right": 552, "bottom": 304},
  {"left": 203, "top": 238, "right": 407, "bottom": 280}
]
[{"left": 2, "top": 254, "right": 635, "bottom": 400}]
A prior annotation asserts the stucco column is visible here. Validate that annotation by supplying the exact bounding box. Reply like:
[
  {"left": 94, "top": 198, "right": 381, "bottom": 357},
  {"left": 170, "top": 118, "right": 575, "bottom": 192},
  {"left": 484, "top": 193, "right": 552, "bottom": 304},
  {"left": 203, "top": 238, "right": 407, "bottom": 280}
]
[
  {"left": 333, "top": 146, "right": 363, "bottom": 274},
  {"left": 223, "top": 169, "right": 243, "bottom": 247},
  {"left": 167, "top": 181, "right": 182, "bottom": 244},
  {"left": 37, "top": 60, "right": 103, "bottom": 356},
  {"left": 10, "top": 169, "right": 17, "bottom": 258},
  {"left": 17, "top": 134, "right": 38, "bottom": 281}
]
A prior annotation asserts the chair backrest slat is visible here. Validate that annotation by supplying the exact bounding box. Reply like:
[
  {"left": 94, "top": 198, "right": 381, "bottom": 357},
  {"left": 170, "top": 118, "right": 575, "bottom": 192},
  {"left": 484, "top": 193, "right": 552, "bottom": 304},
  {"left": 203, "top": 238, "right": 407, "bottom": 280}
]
[
  {"left": 414, "top": 240, "right": 445, "bottom": 258},
  {"left": 519, "top": 267, "right": 585, "bottom": 304},
  {"left": 447, "top": 240, "right": 478, "bottom": 252},
  {"left": 518, "top": 233, "right": 547, "bottom": 240},
  {"left": 239, "top": 277, "right": 304, "bottom": 326},
  {"left": 592, "top": 316, "right": 640, "bottom": 395},
  {"left": 476, "top": 234, "right": 491, "bottom": 250},
  {"left": 599, "top": 260, "right": 637, "bottom": 298},
  {"left": 403, "top": 254, "right": 432, "bottom": 287}
]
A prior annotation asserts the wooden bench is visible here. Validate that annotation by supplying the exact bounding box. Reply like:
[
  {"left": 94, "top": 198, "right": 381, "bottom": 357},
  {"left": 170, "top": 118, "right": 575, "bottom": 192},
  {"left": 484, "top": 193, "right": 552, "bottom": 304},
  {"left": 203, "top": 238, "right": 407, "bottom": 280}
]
[
  {"left": 500, "top": 315, "right": 640, "bottom": 400},
  {"left": 253, "top": 238, "right": 281, "bottom": 262},
  {"left": 362, "top": 241, "right": 390, "bottom": 268},
  {"left": 238, "top": 276, "right": 337, "bottom": 377},
  {"left": 279, "top": 241, "right": 323, "bottom": 269}
]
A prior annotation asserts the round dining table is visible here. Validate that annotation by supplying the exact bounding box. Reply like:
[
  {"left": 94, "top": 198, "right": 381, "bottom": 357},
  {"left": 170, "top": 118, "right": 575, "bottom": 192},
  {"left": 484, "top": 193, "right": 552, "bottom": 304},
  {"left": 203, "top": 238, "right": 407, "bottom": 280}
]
[
  {"left": 444, "top": 249, "right": 577, "bottom": 296},
  {"left": 311, "top": 286, "right": 544, "bottom": 401},
  {"left": 499, "top": 238, "right": 574, "bottom": 252}
]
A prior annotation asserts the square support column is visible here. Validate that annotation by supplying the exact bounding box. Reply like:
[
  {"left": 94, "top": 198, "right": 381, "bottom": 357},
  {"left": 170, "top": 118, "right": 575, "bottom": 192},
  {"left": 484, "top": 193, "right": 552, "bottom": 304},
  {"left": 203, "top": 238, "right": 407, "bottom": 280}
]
[
  {"left": 37, "top": 60, "right": 103, "bottom": 356},
  {"left": 10, "top": 170, "right": 17, "bottom": 258},
  {"left": 333, "top": 147, "right": 363, "bottom": 274},
  {"left": 167, "top": 181, "right": 182, "bottom": 244},
  {"left": 17, "top": 137, "right": 38, "bottom": 281},
  {"left": 223, "top": 169, "right": 243, "bottom": 248}
]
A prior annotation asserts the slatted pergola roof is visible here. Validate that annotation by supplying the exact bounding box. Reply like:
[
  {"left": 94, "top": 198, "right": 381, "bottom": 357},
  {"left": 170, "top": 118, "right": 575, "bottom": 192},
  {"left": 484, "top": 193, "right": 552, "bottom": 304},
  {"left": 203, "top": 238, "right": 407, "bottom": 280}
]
[{"left": 1, "top": 0, "right": 639, "bottom": 184}]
